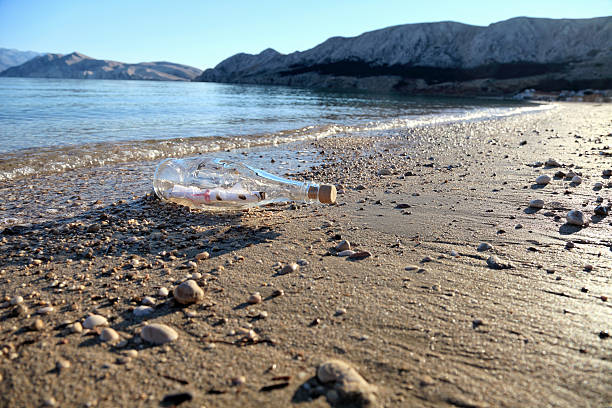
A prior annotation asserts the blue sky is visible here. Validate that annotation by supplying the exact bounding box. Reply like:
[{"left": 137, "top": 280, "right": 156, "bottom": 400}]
[{"left": 1, "top": 0, "right": 610, "bottom": 70}]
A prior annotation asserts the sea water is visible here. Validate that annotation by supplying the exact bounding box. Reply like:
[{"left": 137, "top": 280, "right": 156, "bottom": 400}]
[{"left": 0, "top": 77, "right": 549, "bottom": 181}]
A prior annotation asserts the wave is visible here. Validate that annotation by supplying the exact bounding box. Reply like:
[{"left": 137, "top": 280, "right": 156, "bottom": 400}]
[{"left": 0, "top": 103, "right": 553, "bottom": 182}]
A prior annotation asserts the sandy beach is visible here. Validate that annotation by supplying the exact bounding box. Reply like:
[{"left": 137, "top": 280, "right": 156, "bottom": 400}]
[{"left": 1, "top": 102, "right": 611, "bottom": 407}]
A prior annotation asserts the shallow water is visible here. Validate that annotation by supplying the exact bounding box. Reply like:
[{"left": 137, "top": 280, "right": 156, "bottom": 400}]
[{"left": 0, "top": 77, "right": 548, "bottom": 181}]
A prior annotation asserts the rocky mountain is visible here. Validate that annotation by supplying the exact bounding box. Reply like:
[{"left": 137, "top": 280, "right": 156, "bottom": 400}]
[
  {"left": 0, "top": 48, "right": 43, "bottom": 72},
  {"left": 0, "top": 52, "right": 202, "bottom": 81},
  {"left": 196, "top": 17, "right": 612, "bottom": 95}
]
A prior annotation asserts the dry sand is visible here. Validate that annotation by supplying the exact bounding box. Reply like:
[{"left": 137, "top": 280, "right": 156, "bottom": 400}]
[{"left": 0, "top": 103, "right": 611, "bottom": 407}]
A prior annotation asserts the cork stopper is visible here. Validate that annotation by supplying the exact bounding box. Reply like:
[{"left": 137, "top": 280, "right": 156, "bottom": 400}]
[
  {"left": 318, "top": 184, "right": 337, "bottom": 204},
  {"left": 307, "top": 184, "right": 337, "bottom": 204}
]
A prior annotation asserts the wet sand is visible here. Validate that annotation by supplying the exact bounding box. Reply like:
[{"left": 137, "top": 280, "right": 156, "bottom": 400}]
[{"left": 0, "top": 103, "right": 611, "bottom": 407}]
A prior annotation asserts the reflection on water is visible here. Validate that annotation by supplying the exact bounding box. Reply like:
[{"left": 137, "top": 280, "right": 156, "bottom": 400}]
[{"left": 0, "top": 77, "right": 547, "bottom": 181}]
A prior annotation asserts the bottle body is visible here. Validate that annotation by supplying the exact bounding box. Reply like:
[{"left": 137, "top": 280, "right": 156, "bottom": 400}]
[{"left": 153, "top": 157, "right": 335, "bottom": 210}]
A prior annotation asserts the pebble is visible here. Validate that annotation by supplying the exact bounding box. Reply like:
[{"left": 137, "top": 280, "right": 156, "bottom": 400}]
[
  {"left": 566, "top": 210, "right": 586, "bottom": 226},
  {"left": 487, "top": 255, "right": 513, "bottom": 270},
  {"left": 37, "top": 306, "right": 54, "bottom": 315},
  {"left": 349, "top": 251, "right": 371, "bottom": 260},
  {"left": 56, "top": 359, "right": 71, "bottom": 371},
  {"left": 280, "top": 263, "right": 299, "bottom": 275},
  {"left": 535, "top": 174, "right": 552, "bottom": 185},
  {"left": 337, "top": 250, "right": 355, "bottom": 257},
  {"left": 195, "top": 251, "right": 210, "bottom": 261},
  {"left": 31, "top": 318, "right": 44, "bottom": 331},
  {"left": 140, "top": 324, "right": 178, "bottom": 345},
  {"left": 157, "top": 287, "right": 169, "bottom": 297},
  {"left": 335, "top": 308, "right": 347, "bottom": 316},
  {"left": 594, "top": 182, "right": 603, "bottom": 189},
  {"left": 173, "top": 280, "right": 205, "bottom": 305},
  {"left": 10, "top": 296, "right": 23, "bottom": 305},
  {"left": 529, "top": 199, "right": 544, "bottom": 209},
  {"left": 100, "top": 328, "right": 120, "bottom": 343},
  {"left": 43, "top": 397, "right": 57, "bottom": 407},
  {"left": 247, "top": 292, "right": 262, "bottom": 305},
  {"left": 68, "top": 322, "right": 83, "bottom": 333},
  {"left": 335, "top": 240, "right": 351, "bottom": 252},
  {"left": 377, "top": 168, "right": 392, "bottom": 176},
  {"left": 141, "top": 296, "right": 156, "bottom": 306},
  {"left": 231, "top": 375, "right": 247, "bottom": 386},
  {"left": 594, "top": 205, "right": 609, "bottom": 216},
  {"left": 477, "top": 242, "right": 492, "bottom": 252},
  {"left": 83, "top": 314, "right": 108, "bottom": 329},
  {"left": 405, "top": 265, "right": 419, "bottom": 271},
  {"left": 571, "top": 175, "right": 582, "bottom": 185},
  {"left": 545, "top": 158, "right": 561, "bottom": 167},
  {"left": 317, "top": 359, "right": 377, "bottom": 406},
  {"left": 603, "top": 169, "right": 612, "bottom": 177},
  {"left": 515, "top": 223, "right": 523, "bottom": 229},
  {"left": 554, "top": 170, "right": 566, "bottom": 178},
  {"left": 450, "top": 250, "right": 458, "bottom": 257},
  {"left": 133, "top": 306, "right": 154, "bottom": 317}
]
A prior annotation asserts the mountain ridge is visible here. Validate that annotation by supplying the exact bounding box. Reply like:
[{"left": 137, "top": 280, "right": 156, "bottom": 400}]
[
  {"left": 0, "top": 48, "right": 43, "bottom": 72},
  {"left": 196, "top": 16, "right": 612, "bottom": 95},
  {"left": 0, "top": 52, "right": 202, "bottom": 81}
]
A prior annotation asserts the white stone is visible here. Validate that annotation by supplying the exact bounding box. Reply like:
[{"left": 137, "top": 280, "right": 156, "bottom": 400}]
[
  {"left": 337, "top": 250, "right": 356, "bottom": 257},
  {"left": 529, "top": 199, "right": 544, "bottom": 209},
  {"left": 100, "top": 328, "right": 119, "bottom": 343},
  {"left": 571, "top": 175, "right": 582, "bottom": 185},
  {"left": 173, "top": 280, "right": 205, "bottom": 305},
  {"left": 477, "top": 242, "right": 493, "bottom": 252},
  {"left": 133, "top": 306, "right": 154, "bottom": 317},
  {"left": 10, "top": 296, "right": 23, "bottom": 305},
  {"left": 37, "top": 306, "right": 54, "bottom": 314},
  {"left": 83, "top": 314, "right": 108, "bottom": 329},
  {"left": 141, "top": 296, "right": 155, "bottom": 306},
  {"left": 535, "top": 174, "right": 551, "bottom": 185},
  {"left": 566, "top": 210, "right": 586, "bottom": 226},
  {"left": 157, "top": 287, "right": 169, "bottom": 297},
  {"left": 140, "top": 324, "right": 178, "bottom": 345}
]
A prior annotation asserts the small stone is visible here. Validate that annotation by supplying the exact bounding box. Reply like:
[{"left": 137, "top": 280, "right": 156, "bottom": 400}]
[
  {"left": 317, "top": 359, "right": 377, "bottom": 406},
  {"left": 10, "top": 296, "right": 23, "bottom": 305},
  {"left": 195, "top": 251, "right": 210, "bottom": 261},
  {"left": 37, "top": 306, "right": 54, "bottom": 315},
  {"left": 487, "top": 255, "right": 513, "bottom": 270},
  {"left": 584, "top": 264, "right": 593, "bottom": 272},
  {"left": 100, "top": 328, "right": 120, "bottom": 343},
  {"left": 56, "top": 359, "right": 71, "bottom": 371},
  {"left": 68, "top": 322, "right": 83, "bottom": 333},
  {"left": 603, "top": 169, "right": 612, "bottom": 177},
  {"left": 594, "top": 182, "right": 603, "bottom": 189},
  {"left": 335, "top": 240, "right": 351, "bottom": 252},
  {"left": 566, "top": 210, "right": 586, "bottom": 226},
  {"left": 173, "top": 280, "right": 205, "bottom": 305},
  {"left": 83, "top": 314, "right": 108, "bottom": 329},
  {"left": 535, "top": 174, "right": 552, "bottom": 185},
  {"left": 43, "top": 397, "right": 57, "bottom": 407},
  {"left": 477, "top": 242, "right": 492, "bottom": 252},
  {"left": 272, "top": 289, "right": 284, "bottom": 297},
  {"left": 231, "top": 376, "right": 246, "bottom": 386},
  {"left": 566, "top": 170, "right": 577, "bottom": 179},
  {"left": 157, "top": 287, "right": 169, "bottom": 297},
  {"left": 349, "top": 251, "right": 371, "bottom": 260},
  {"left": 515, "top": 223, "right": 523, "bottom": 229},
  {"left": 140, "top": 324, "right": 178, "bottom": 345},
  {"left": 596, "top": 196, "right": 604, "bottom": 203},
  {"left": 599, "top": 330, "right": 610, "bottom": 339},
  {"left": 529, "top": 199, "right": 544, "bottom": 209},
  {"left": 450, "top": 250, "right": 458, "bottom": 257},
  {"left": 247, "top": 292, "right": 262, "bottom": 305},
  {"left": 565, "top": 241, "right": 575, "bottom": 249},
  {"left": 141, "top": 296, "right": 156, "bottom": 306},
  {"left": 554, "top": 170, "right": 566, "bottom": 178},
  {"left": 126, "top": 349, "right": 138, "bottom": 358},
  {"left": 258, "top": 311, "right": 269, "bottom": 319},
  {"left": 191, "top": 272, "right": 202, "bottom": 279},
  {"left": 594, "top": 205, "right": 609, "bottom": 216},
  {"left": 337, "top": 250, "right": 355, "bottom": 257},
  {"left": 545, "top": 158, "right": 561, "bottom": 167},
  {"left": 184, "top": 309, "right": 198, "bottom": 318},
  {"left": 31, "top": 318, "right": 45, "bottom": 331},
  {"left": 335, "top": 308, "right": 347, "bottom": 316},
  {"left": 571, "top": 175, "right": 582, "bottom": 185},
  {"left": 279, "top": 263, "right": 299, "bottom": 275},
  {"left": 421, "top": 256, "right": 433, "bottom": 263},
  {"left": 377, "top": 168, "right": 392, "bottom": 176},
  {"left": 133, "top": 306, "right": 154, "bottom": 317},
  {"left": 86, "top": 223, "right": 100, "bottom": 233}
]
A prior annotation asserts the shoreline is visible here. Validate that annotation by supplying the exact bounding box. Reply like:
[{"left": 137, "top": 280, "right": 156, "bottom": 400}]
[{"left": 1, "top": 103, "right": 611, "bottom": 407}]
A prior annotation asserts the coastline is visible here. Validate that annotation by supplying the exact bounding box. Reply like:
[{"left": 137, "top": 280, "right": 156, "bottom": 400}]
[{"left": 1, "top": 103, "right": 611, "bottom": 407}]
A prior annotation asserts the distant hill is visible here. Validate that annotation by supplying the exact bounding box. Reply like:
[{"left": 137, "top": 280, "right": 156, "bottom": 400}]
[
  {"left": 196, "top": 16, "right": 612, "bottom": 95},
  {"left": 0, "top": 48, "right": 43, "bottom": 72},
  {"left": 0, "top": 52, "right": 202, "bottom": 81}
]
